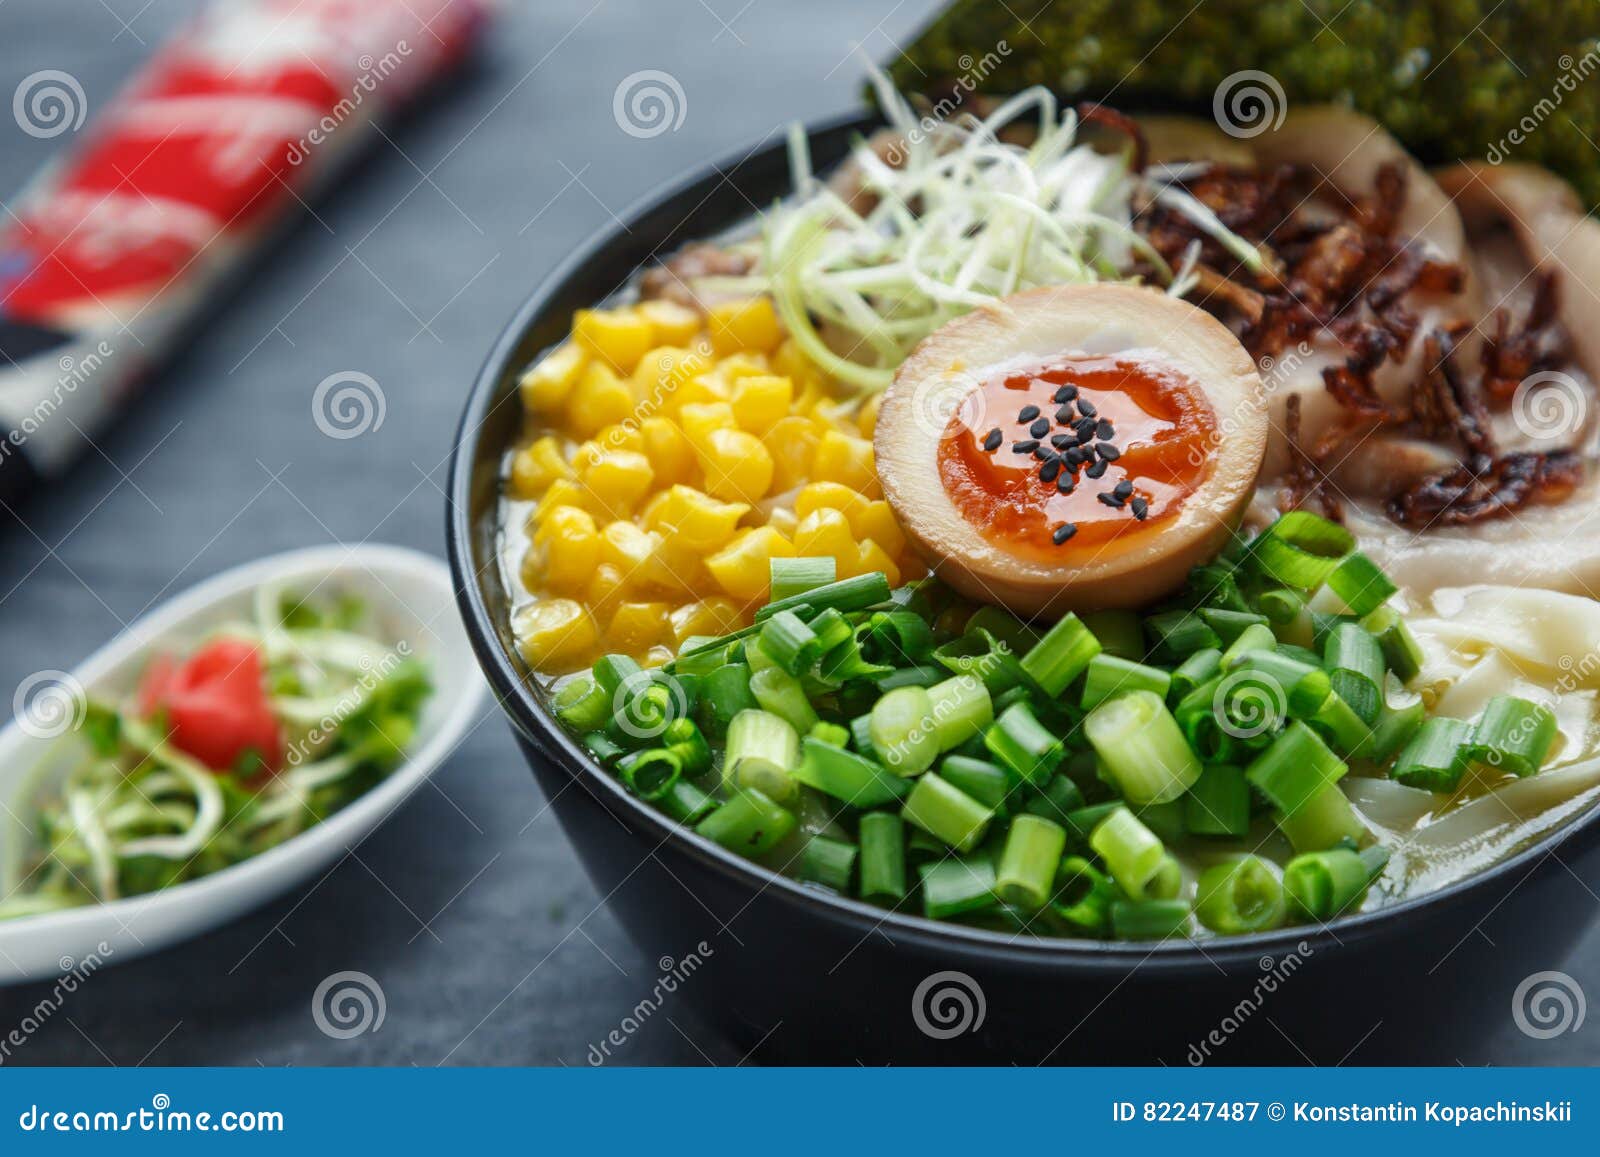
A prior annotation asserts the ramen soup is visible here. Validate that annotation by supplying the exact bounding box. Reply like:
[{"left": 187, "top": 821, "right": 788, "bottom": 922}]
[{"left": 494, "top": 81, "right": 1600, "bottom": 940}]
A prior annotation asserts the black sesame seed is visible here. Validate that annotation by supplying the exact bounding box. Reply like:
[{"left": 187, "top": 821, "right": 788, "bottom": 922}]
[
  {"left": 1029, "top": 418, "right": 1050, "bottom": 438},
  {"left": 1131, "top": 497, "right": 1149, "bottom": 520},
  {"left": 1085, "top": 459, "right": 1108, "bottom": 479},
  {"left": 1055, "top": 405, "right": 1076, "bottom": 424},
  {"left": 1096, "top": 419, "right": 1115, "bottom": 440},
  {"left": 1051, "top": 433, "right": 1073, "bottom": 450},
  {"left": 1053, "top": 385, "right": 1078, "bottom": 403},
  {"left": 1017, "top": 404, "right": 1040, "bottom": 423},
  {"left": 1097, "top": 492, "right": 1124, "bottom": 508},
  {"left": 1012, "top": 439, "right": 1039, "bottom": 454},
  {"left": 1097, "top": 442, "right": 1121, "bottom": 461},
  {"left": 983, "top": 428, "right": 1003, "bottom": 452},
  {"left": 1077, "top": 398, "right": 1098, "bottom": 418},
  {"left": 1113, "top": 479, "right": 1133, "bottom": 499},
  {"left": 1057, "top": 473, "right": 1075, "bottom": 494},
  {"left": 1052, "top": 522, "right": 1078, "bottom": 545},
  {"left": 1040, "top": 459, "right": 1062, "bottom": 483}
]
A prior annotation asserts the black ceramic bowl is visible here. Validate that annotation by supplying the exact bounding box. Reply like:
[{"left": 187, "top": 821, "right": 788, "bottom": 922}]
[{"left": 447, "top": 112, "right": 1600, "bottom": 1064}]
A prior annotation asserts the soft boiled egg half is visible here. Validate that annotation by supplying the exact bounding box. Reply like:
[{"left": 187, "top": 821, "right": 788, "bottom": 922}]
[{"left": 874, "top": 284, "right": 1269, "bottom": 616}]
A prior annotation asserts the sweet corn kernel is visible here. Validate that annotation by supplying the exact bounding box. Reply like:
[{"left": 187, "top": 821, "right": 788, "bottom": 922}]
[
  {"left": 533, "top": 480, "right": 586, "bottom": 524},
  {"left": 519, "top": 343, "right": 586, "bottom": 414},
  {"left": 514, "top": 599, "right": 598, "bottom": 671},
  {"left": 510, "top": 436, "right": 574, "bottom": 498},
  {"left": 532, "top": 506, "right": 600, "bottom": 593},
  {"left": 730, "top": 374, "right": 793, "bottom": 435},
  {"left": 792, "top": 508, "right": 857, "bottom": 569},
  {"left": 678, "top": 401, "right": 737, "bottom": 445},
  {"left": 857, "top": 392, "right": 884, "bottom": 438},
  {"left": 645, "top": 485, "right": 748, "bottom": 552},
  {"left": 698, "top": 428, "right": 774, "bottom": 503},
  {"left": 795, "top": 481, "right": 869, "bottom": 523},
  {"left": 705, "top": 526, "right": 795, "bottom": 602},
  {"left": 636, "top": 299, "right": 701, "bottom": 347},
  {"left": 763, "top": 415, "right": 820, "bottom": 492},
  {"left": 584, "top": 563, "right": 628, "bottom": 620},
  {"left": 851, "top": 500, "right": 906, "bottom": 559},
  {"left": 566, "top": 362, "right": 635, "bottom": 437},
  {"left": 771, "top": 338, "right": 819, "bottom": 389},
  {"left": 640, "top": 538, "right": 710, "bottom": 596},
  {"left": 573, "top": 308, "right": 654, "bottom": 373},
  {"left": 766, "top": 507, "right": 798, "bottom": 538},
  {"left": 639, "top": 416, "right": 695, "bottom": 487},
  {"left": 850, "top": 538, "right": 902, "bottom": 587},
  {"left": 707, "top": 297, "right": 783, "bottom": 355},
  {"left": 643, "top": 645, "right": 675, "bottom": 669},
  {"left": 600, "top": 520, "right": 658, "bottom": 579},
  {"left": 607, "top": 601, "right": 672, "bottom": 653},
  {"left": 670, "top": 598, "right": 743, "bottom": 645},
  {"left": 633, "top": 344, "right": 714, "bottom": 405},
  {"left": 589, "top": 423, "right": 645, "bottom": 457},
  {"left": 580, "top": 449, "right": 654, "bottom": 517},
  {"left": 670, "top": 373, "right": 731, "bottom": 412},
  {"left": 716, "top": 352, "right": 772, "bottom": 383},
  {"left": 811, "top": 429, "right": 878, "bottom": 494}
]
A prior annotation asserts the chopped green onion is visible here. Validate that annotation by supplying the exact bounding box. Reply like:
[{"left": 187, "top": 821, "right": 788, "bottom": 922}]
[
  {"left": 1050, "top": 856, "right": 1118, "bottom": 935},
  {"left": 697, "top": 664, "right": 758, "bottom": 738},
  {"left": 663, "top": 717, "right": 712, "bottom": 777},
  {"left": 901, "top": 773, "right": 994, "bottom": 853},
  {"left": 659, "top": 778, "right": 718, "bottom": 824},
  {"left": 1080, "top": 654, "right": 1172, "bottom": 710},
  {"left": 927, "top": 674, "right": 994, "bottom": 751},
  {"left": 858, "top": 812, "right": 907, "bottom": 902},
  {"left": 1064, "top": 801, "right": 1122, "bottom": 843},
  {"left": 759, "top": 610, "right": 821, "bottom": 675},
  {"left": 593, "top": 654, "right": 643, "bottom": 699},
  {"left": 808, "top": 607, "right": 854, "bottom": 655},
  {"left": 1084, "top": 690, "right": 1202, "bottom": 805},
  {"left": 918, "top": 858, "right": 998, "bottom": 919},
  {"left": 799, "top": 835, "right": 857, "bottom": 891},
  {"left": 748, "top": 666, "right": 819, "bottom": 734},
  {"left": 756, "top": 572, "right": 891, "bottom": 622},
  {"left": 1194, "top": 856, "right": 1286, "bottom": 934},
  {"left": 869, "top": 685, "right": 940, "bottom": 774},
  {"left": 1168, "top": 648, "right": 1222, "bottom": 704},
  {"left": 1145, "top": 609, "right": 1221, "bottom": 659},
  {"left": 1467, "top": 695, "right": 1558, "bottom": 778},
  {"left": 984, "top": 701, "right": 1066, "bottom": 786},
  {"left": 1251, "top": 511, "right": 1354, "bottom": 589},
  {"left": 553, "top": 675, "right": 610, "bottom": 733},
  {"left": 819, "top": 637, "right": 892, "bottom": 684},
  {"left": 618, "top": 747, "right": 682, "bottom": 801},
  {"left": 939, "top": 755, "right": 1014, "bottom": 813},
  {"left": 964, "top": 606, "right": 1039, "bottom": 654},
  {"left": 1325, "top": 552, "right": 1397, "bottom": 617},
  {"left": 1283, "top": 845, "right": 1388, "bottom": 920},
  {"left": 1219, "top": 622, "right": 1278, "bottom": 668},
  {"left": 1024, "top": 774, "right": 1087, "bottom": 825},
  {"left": 1246, "top": 721, "right": 1348, "bottom": 815},
  {"left": 996, "top": 815, "right": 1069, "bottom": 909},
  {"left": 581, "top": 731, "right": 626, "bottom": 766},
  {"left": 864, "top": 610, "right": 937, "bottom": 664},
  {"left": 1324, "top": 623, "right": 1384, "bottom": 724},
  {"left": 1276, "top": 783, "right": 1366, "bottom": 853},
  {"left": 848, "top": 712, "right": 875, "bottom": 758},
  {"left": 1020, "top": 612, "right": 1102, "bottom": 696},
  {"left": 769, "top": 556, "right": 836, "bottom": 603},
  {"left": 1081, "top": 609, "right": 1145, "bottom": 660},
  {"left": 791, "top": 736, "right": 909, "bottom": 807},
  {"left": 1111, "top": 898, "right": 1191, "bottom": 940},
  {"left": 1183, "top": 764, "right": 1251, "bottom": 836},
  {"left": 1089, "top": 807, "right": 1170, "bottom": 900},
  {"left": 1391, "top": 716, "right": 1474, "bottom": 792},
  {"left": 1201, "top": 608, "right": 1271, "bottom": 647},
  {"left": 874, "top": 665, "right": 945, "bottom": 691},
  {"left": 1223, "top": 649, "right": 1331, "bottom": 717},
  {"left": 1256, "top": 588, "right": 1304, "bottom": 626},
  {"left": 1308, "top": 688, "right": 1373, "bottom": 756},
  {"left": 695, "top": 786, "right": 797, "bottom": 856},
  {"left": 1352, "top": 697, "right": 1425, "bottom": 762},
  {"left": 931, "top": 629, "right": 1026, "bottom": 695},
  {"left": 807, "top": 720, "right": 850, "bottom": 748},
  {"left": 724, "top": 709, "right": 801, "bottom": 803},
  {"left": 1361, "top": 605, "right": 1424, "bottom": 684}
]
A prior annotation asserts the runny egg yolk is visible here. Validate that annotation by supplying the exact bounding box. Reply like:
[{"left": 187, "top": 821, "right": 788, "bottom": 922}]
[{"left": 936, "top": 355, "right": 1218, "bottom": 562}]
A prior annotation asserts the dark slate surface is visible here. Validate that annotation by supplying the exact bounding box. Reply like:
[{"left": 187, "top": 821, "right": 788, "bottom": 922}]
[{"left": 0, "top": 0, "right": 1595, "bottom": 1067}]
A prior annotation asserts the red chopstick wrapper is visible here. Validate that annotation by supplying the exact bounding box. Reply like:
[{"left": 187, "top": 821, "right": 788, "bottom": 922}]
[{"left": 0, "top": 0, "right": 492, "bottom": 501}]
